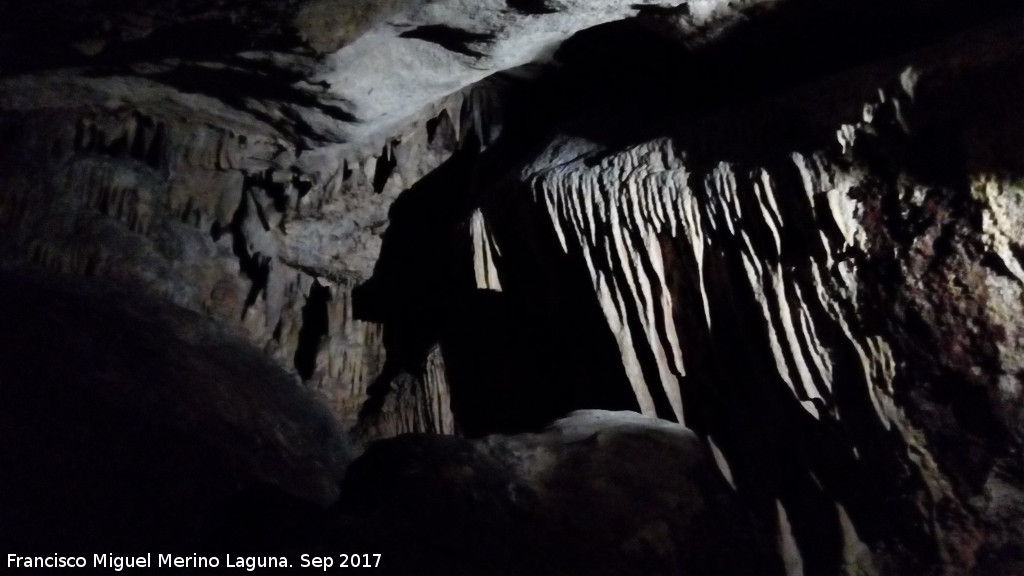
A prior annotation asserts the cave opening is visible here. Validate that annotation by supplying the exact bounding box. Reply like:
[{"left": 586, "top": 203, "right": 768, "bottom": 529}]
[{"left": 295, "top": 279, "right": 332, "bottom": 381}]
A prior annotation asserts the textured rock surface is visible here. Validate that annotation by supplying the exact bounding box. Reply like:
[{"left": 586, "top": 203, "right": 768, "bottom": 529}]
[
  {"left": 476, "top": 16, "right": 1024, "bottom": 576},
  {"left": 332, "top": 410, "right": 779, "bottom": 576},
  {"left": 1, "top": 0, "right": 1024, "bottom": 574},
  {"left": 0, "top": 0, "right": 778, "bottom": 441},
  {"left": 0, "top": 79, "right": 497, "bottom": 440},
  {"left": 0, "top": 0, "right": 766, "bottom": 145}
]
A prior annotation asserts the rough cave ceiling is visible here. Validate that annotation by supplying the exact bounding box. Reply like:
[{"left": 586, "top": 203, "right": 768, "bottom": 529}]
[
  {"left": 2, "top": 0, "right": 742, "bottom": 145},
  {"left": 2, "top": 0, "right": 1024, "bottom": 575}
]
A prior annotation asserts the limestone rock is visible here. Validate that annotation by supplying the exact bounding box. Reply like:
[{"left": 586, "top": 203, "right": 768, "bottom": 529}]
[
  {"left": 1, "top": 0, "right": 1024, "bottom": 573},
  {"left": 489, "top": 15, "right": 1024, "bottom": 575},
  {"left": 0, "top": 0, "right": 767, "bottom": 145},
  {"left": 333, "top": 410, "right": 780, "bottom": 576}
]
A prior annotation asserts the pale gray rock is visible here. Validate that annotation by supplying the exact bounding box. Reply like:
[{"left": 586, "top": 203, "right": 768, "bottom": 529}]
[{"left": 0, "top": 0, "right": 770, "bottom": 145}]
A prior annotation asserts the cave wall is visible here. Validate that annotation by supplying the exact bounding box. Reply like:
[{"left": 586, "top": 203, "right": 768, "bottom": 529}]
[
  {"left": 1, "top": 1, "right": 1023, "bottom": 574},
  {"left": 465, "top": 17, "right": 1024, "bottom": 575},
  {"left": 0, "top": 82, "right": 509, "bottom": 440}
]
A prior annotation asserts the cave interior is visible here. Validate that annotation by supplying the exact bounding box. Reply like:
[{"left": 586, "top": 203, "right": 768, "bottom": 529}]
[{"left": 1, "top": 1, "right": 1024, "bottom": 575}]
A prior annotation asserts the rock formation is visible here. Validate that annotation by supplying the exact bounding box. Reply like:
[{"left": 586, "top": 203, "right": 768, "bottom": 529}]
[
  {"left": 1, "top": 0, "right": 1023, "bottom": 574},
  {"left": 333, "top": 410, "right": 779, "bottom": 576},
  {"left": 0, "top": 271, "right": 349, "bottom": 553}
]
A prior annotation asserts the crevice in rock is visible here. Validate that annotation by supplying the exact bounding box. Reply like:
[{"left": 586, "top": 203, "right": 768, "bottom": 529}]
[
  {"left": 294, "top": 280, "right": 332, "bottom": 380},
  {"left": 70, "top": 113, "right": 167, "bottom": 172},
  {"left": 149, "top": 64, "right": 356, "bottom": 143},
  {"left": 246, "top": 170, "right": 290, "bottom": 219},
  {"left": 221, "top": 179, "right": 273, "bottom": 319},
  {"left": 291, "top": 170, "right": 313, "bottom": 207},
  {"left": 399, "top": 25, "right": 496, "bottom": 59},
  {"left": 506, "top": 0, "right": 557, "bottom": 15},
  {"left": 241, "top": 255, "right": 271, "bottom": 318},
  {"left": 372, "top": 141, "right": 399, "bottom": 193},
  {"left": 426, "top": 108, "right": 456, "bottom": 147}
]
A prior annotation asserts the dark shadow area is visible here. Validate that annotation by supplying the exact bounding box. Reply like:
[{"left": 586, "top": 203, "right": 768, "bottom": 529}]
[
  {"left": 426, "top": 108, "right": 456, "bottom": 146},
  {"left": 71, "top": 111, "right": 168, "bottom": 172},
  {"left": 479, "top": 191, "right": 645, "bottom": 425},
  {"left": 545, "top": 0, "right": 1021, "bottom": 155},
  {"left": 0, "top": 6, "right": 308, "bottom": 77},
  {"left": 506, "top": 0, "right": 557, "bottom": 15},
  {"left": 400, "top": 25, "right": 496, "bottom": 58},
  {"left": 353, "top": 128, "right": 640, "bottom": 436},
  {"left": 295, "top": 280, "right": 332, "bottom": 380},
  {"left": 0, "top": 269, "right": 771, "bottom": 574},
  {"left": 372, "top": 142, "right": 399, "bottom": 193},
  {"left": 353, "top": 138, "right": 479, "bottom": 427},
  {"left": 147, "top": 64, "right": 356, "bottom": 144},
  {"left": 210, "top": 174, "right": 279, "bottom": 318},
  {"left": 330, "top": 414, "right": 783, "bottom": 576},
  {"left": 661, "top": 217, "right": 874, "bottom": 575},
  {"left": 0, "top": 270, "right": 348, "bottom": 555}
]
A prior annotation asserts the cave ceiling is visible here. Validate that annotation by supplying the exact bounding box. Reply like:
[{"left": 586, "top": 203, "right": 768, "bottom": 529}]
[{"left": 1, "top": 0, "right": 727, "bottom": 146}]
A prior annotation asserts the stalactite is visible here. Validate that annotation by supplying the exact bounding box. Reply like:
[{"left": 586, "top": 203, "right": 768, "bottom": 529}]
[
  {"left": 470, "top": 209, "right": 503, "bottom": 291},
  {"left": 519, "top": 60, "right": 1024, "bottom": 571},
  {"left": 526, "top": 121, "right": 914, "bottom": 427},
  {"left": 777, "top": 499, "right": 805, "bottom": 576},
  {"left": 0, "top": 94, "right": 484, "bottom": 436},
  {"left": 530, "top": 139, "right": 690, "bottom": 422}
]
